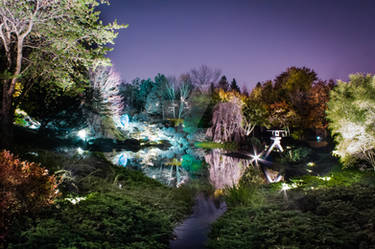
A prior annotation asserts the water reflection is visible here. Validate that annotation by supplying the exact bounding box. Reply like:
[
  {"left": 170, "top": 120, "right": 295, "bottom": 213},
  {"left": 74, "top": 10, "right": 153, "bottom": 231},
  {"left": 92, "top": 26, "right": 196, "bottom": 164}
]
[{"left": 205, "top": 149, "right": 250, "bottom": 189}]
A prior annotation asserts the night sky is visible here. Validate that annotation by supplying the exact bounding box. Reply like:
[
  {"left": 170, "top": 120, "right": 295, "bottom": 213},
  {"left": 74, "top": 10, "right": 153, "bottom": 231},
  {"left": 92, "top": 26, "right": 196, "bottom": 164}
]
[{"left": 99, "top": 0, "right": 375, "bottom": 89}]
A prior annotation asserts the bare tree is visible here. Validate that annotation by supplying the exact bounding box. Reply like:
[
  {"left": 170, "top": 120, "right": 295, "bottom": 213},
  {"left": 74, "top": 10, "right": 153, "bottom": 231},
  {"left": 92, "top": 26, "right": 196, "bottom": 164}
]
[{"left": 189, "top": 65, "right": 221, "bottom": 91}]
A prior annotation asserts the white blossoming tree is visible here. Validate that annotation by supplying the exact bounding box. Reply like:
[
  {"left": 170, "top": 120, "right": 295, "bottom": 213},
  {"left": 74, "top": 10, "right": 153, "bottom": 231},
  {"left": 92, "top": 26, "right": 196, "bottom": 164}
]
[{"left": 327, "top": 74, "right": 375, "bottom": 170}]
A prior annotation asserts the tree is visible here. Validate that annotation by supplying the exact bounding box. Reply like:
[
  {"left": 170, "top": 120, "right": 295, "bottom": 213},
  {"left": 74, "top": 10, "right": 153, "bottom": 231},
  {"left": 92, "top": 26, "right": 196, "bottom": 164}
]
[
  {"left": 218, "top": 76, "right": 229, "bottom": 91},
  {"left": 242, "top": 98, "right": 269, "bottom": 135},
  {"left": 274, "top": 67, "right": 317, "bottom": 121},
  {"left": 0, "top": 0, "right": 125, "bottom": 146},
  {"left": 189, "top": 65, "right": 221, "bottom": 91},
  {"left": 230, "top": 78, "right": 241, "bottom": 93},
  {"left": 206, "top": 97, "right": 245, "bottom": 143},
  {"left": 19, "top": 81, "right": 85, "bottom": 134},
  {"left": 306, "top": 80, "right": 335, "bottom": 136},
  {"left": 327, "top": 74, "right": 375, "bottom": 170},
  {"left": 145, "top": 74, "right": 167, "bottom": 116},
  {"left": 268, "top": 101, "right": 297, "bottom": 133},
  {"left": 85, "top": 66, "right": 123, "bottom": 138}
]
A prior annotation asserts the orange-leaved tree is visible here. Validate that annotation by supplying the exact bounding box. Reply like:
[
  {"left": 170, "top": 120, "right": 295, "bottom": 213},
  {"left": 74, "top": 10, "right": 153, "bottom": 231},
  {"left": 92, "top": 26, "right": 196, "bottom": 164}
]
[{"left": 0, "top": 150, "right": 59, "bottom": 241}]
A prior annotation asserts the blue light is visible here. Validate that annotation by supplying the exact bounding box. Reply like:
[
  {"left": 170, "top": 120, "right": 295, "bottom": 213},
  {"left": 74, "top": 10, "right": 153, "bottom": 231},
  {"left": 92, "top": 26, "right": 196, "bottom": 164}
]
[
  {"left": 120, "top": 114, "right": 130, "bottom": 127},
  {"left": 118, "top": 153, "right": 128, "bottom": 167},
  {"left": 316, "top": 136, "right": 321, "bottom": 141}
]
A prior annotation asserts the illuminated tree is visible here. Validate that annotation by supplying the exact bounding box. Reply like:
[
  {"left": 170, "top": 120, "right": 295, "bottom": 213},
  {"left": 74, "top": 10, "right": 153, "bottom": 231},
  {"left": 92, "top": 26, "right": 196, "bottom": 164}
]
[
  {"left": 206, "top": 97, "right": 245, "bottom": 143},
  {"left": 242, "top": 98, "right": 269, "bottom": 135},
  {"left": 0, "top": 0, "right": 125, "bottom": 145},
  {"left": 327, "top": 74, "right": 375, "bottom": 170},
  {"left": 307, "top": 80, "right": 335, "bottom": 136},
  {"left": 0, "top": 150, "right": 59, "bottom": 240},
  {"left": 268, "top": 101, "right": 297, "bottom": 133},
  {"left": 145, "top": 74, "right": 167, "bottom": 115},
  {"left": 86, "top": 66, "right": 124, "bottom": 138}
]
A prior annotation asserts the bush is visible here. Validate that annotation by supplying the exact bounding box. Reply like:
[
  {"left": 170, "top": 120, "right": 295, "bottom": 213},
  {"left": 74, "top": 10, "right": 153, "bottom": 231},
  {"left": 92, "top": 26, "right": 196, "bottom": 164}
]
[
  {"left": 8, "top": 193, "right": 172, "bottom": 249},
  {"left": 208, "top": 184, "right": 375, "bottom": 249},
  {"left": 281, "top": 147, "right": 312, "bottom": 164},
  {"left": 0, "top": 150, "right": 59, "bottom": 240}
]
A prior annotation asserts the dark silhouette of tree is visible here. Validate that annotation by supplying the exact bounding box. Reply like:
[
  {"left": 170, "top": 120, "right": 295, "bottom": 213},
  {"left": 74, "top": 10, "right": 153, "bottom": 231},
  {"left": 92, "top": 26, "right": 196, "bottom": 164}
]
[
  {"left": 189, "top": 65, "right": 221, "bottom": 91},
  {"left": 230, "top": 78, "right": 241, "bottom": 93},
  {"left": 218, "top": 76, "right": 229, "bottom": 91}
]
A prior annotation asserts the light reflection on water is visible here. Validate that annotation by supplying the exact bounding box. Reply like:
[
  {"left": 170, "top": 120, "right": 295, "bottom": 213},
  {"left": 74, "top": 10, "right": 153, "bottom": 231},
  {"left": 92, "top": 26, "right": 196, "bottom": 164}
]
[
  {"left": 111, "top": 146, "right": 252, "bottom": 189},
  {"left": 205, "top": 149, "right": 250, "bottom": 189}
]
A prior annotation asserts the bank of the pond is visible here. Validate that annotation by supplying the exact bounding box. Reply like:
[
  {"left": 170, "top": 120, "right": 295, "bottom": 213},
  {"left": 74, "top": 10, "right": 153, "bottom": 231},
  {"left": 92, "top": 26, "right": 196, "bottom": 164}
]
[{"left": 5, "top": 151, "right": 195, "bottom": 249}]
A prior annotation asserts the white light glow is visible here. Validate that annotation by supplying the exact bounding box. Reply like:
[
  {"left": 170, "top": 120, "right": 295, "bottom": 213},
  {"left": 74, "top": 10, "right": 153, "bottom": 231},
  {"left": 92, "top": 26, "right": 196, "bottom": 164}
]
[
  {"left": 319, "top": 176, "right": 331, "bottom": 181},
  {"left": 65, "top": 196, "right": 87, "bottom": 205},
  {"left": 77, "top": 129, "right": 87, "bottom": 140},
  {"left": 77, "top": 147, "right": 84, "bottom": 155}
]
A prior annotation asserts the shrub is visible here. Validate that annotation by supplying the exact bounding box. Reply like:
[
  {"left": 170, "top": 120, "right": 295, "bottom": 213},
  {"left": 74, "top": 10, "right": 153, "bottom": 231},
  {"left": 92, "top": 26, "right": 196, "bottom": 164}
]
[
  {"left": 281, "top": 147, "right": 312, "bottom": 164},
  {"left": 7, "top": 193, "right": 172, "bottom": 249},
  {"left": 208, "top": 184, "right": 375, "bottom": 249},
  {"left": 0, "top": 150, "right": 59, "bottom": 240}
]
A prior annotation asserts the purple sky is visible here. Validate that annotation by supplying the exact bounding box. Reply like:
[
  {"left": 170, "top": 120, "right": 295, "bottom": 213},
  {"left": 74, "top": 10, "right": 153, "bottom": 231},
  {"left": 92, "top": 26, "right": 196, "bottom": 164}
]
[{"left": 99, "top": 0, "right": 375, "bottom": 89}]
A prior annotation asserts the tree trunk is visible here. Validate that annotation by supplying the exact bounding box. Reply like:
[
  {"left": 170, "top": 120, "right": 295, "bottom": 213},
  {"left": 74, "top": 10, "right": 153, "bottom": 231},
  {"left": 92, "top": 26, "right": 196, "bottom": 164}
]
[{"left": 0, "top": 83, "right": 13, "bottom": 148}]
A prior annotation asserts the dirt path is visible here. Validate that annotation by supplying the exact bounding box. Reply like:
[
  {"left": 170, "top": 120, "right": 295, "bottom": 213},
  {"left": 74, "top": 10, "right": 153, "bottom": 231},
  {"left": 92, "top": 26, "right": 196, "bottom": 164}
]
[{"left": 169, "top": 193, "right": 227, "bottom": 249}]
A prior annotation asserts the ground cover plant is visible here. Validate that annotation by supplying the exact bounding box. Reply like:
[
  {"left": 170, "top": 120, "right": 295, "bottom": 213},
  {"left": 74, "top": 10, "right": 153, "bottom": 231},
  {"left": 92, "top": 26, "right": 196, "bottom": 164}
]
[{"left": 208, "top": 166, "right": 375, "bottom": 249}]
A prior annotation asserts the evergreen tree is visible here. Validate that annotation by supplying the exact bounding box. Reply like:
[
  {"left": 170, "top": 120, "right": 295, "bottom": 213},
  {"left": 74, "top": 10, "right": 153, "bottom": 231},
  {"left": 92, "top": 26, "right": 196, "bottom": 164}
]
[
  {"left": 218, "top": 76, "right": 229, "bottom": 91},
  {"left": 230, "top": 78, "right": 241, "bottom": 92}
]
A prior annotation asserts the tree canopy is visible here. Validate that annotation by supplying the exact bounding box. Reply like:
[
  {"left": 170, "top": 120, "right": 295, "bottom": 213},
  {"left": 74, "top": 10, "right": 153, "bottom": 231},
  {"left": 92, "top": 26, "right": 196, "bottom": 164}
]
[
  {"left": 327, "top": 73, "right": 375, "bottom": 169},
  {"left": 0, "top": 0, "right": 126, "bottom": 145}
]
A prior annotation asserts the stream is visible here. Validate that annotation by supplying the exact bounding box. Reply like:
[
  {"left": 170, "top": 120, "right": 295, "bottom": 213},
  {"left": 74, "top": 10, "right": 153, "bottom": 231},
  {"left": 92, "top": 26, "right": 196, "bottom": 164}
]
[{"left": 169, "top": 193, "right": 227, "bottom": 249}]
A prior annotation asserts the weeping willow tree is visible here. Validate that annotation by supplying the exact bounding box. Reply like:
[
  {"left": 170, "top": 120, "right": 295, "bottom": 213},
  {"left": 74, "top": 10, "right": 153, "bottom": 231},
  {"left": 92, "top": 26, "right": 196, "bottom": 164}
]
[
  {"left": 206, "top": 97, "right": 245, "bottom": 143},
  {"left": 327, "top": 73, "right": 375, "bottom": 170}
]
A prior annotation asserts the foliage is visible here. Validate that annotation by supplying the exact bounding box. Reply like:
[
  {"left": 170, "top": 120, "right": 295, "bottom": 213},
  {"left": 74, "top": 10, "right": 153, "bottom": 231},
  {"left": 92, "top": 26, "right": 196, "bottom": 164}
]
[
  {"left": 327, "top": 74, "right": 375, "bottom": 170},
  {"left": 247, "top": 67, "right": 332, "bottom": 137},
  {"left": 230, "top": 78, "right": 241, "bottom": 93},
  {"left": 19, "top": 82, "right": 85, "bottom": 134},
  {"left": 6, "top": 152, "right": 194, "bottom": 249},
  {"left": 0, "top": 150, "right": 59, "bottom": 240},
  {"left": 281, "top": 147, "right": 312, "bottom": 164},
  {"left": 208, "top": 184, "right": 375, "bottom": 249},
  {"left": 8, "top": 193, "right": 172, "bottom": 249},
  {"left": 85, "top": 66, "right": 124, "bottom": 138},
  {"left": 224, "top": 183, "right": 265, "bottom": 208},
  {"left": 0, "top": 0, "right": 126, "bottom": 143},
  {"left": 217, "top": 76, "right": 230, "bottom": 91},
  {"left": 242, "top": 97, "right": 269, "bottom": 135},
  {"left": 307, "top": 80, "right": 335, "bottom": 131},
  {"left": 145, "top": 74, "right": 167, "bottom": 116}
]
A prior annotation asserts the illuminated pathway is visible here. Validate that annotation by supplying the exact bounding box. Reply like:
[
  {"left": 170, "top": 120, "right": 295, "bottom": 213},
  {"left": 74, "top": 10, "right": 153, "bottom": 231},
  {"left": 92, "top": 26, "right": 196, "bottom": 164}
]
[{"left": 170, "top": 193, "right": 227, "bottom": 249}]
